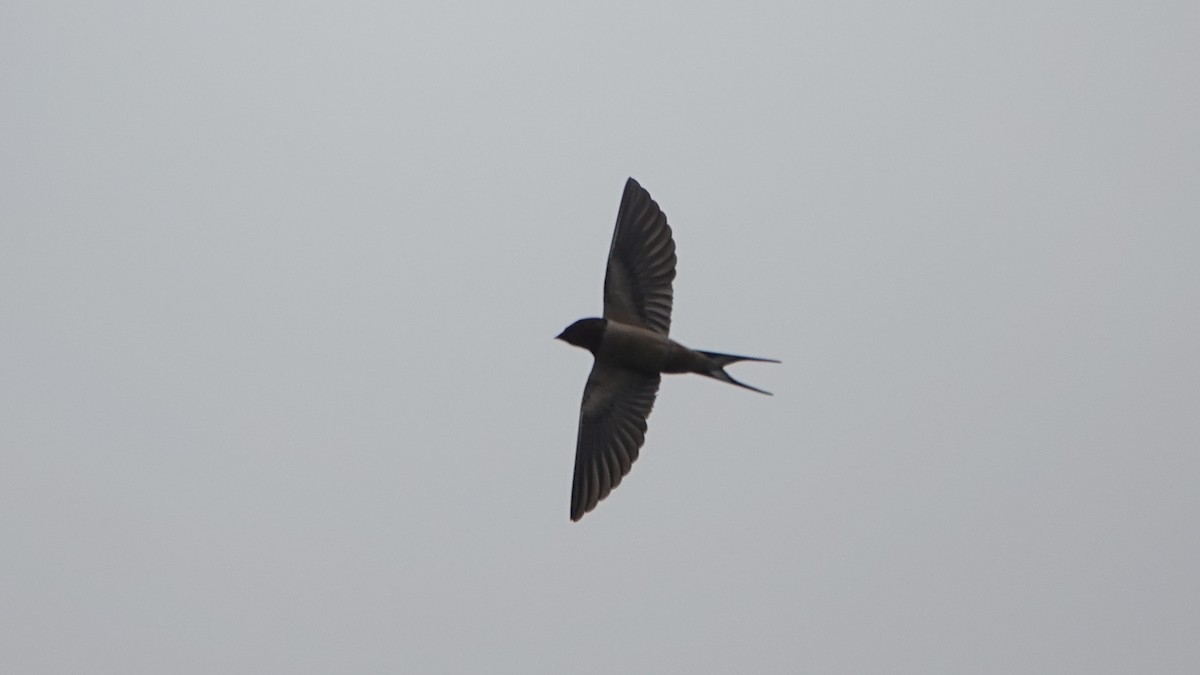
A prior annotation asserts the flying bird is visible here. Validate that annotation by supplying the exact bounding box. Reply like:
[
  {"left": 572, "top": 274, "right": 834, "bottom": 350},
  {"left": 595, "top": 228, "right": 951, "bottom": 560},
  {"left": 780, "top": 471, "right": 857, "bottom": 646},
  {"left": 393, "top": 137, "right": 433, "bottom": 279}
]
[{"left": 557, "top": 177, "right": 778, "bottom": 521}]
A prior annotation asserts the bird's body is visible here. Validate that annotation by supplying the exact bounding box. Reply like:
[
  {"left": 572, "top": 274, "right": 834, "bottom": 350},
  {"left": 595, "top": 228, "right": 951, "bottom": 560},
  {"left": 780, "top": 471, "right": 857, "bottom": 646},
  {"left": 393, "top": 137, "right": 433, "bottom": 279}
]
[
  {"left": 559, "top": 316, "right": 774, "bottom": 383},
  {"left": 557, "top": 178, "right": 778, "bottom": 521},
  {"left": 596, "top": 320, "right": 679, "bottom": 371},
  {"left": 561, "top": 318, "right": 681, "bottom": 372}
]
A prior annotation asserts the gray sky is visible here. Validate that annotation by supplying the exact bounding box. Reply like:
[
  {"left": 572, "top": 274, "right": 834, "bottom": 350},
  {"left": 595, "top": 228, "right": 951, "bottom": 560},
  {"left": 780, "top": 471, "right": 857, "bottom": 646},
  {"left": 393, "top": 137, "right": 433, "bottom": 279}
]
[{"left": 3, "top": 2, "right": 1198, "bottom": 673}]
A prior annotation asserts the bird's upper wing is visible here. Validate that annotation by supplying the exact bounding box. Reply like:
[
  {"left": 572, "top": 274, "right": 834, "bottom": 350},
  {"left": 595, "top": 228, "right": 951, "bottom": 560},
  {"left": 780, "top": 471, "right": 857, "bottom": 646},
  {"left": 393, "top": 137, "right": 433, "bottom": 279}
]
[
  {"left": 570, "top": 360, "right": 661, "bottom": 521},
  {"left": 602, "top": 178, "right": 677, "bottom": 336}
]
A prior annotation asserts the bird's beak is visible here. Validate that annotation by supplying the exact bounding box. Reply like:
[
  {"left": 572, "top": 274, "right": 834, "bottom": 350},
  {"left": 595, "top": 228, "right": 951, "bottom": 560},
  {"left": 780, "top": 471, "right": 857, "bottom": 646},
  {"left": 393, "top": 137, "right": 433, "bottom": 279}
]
[{"left": 554, "top": 332, "right": 565, "bottom": 341}]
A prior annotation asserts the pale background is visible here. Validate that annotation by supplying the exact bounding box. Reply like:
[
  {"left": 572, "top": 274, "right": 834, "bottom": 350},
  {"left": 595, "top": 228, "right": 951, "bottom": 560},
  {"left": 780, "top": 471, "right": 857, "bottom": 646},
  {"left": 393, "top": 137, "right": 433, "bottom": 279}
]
[{"left": 3, "top": 2, "right": 1198, "bottom": 673}]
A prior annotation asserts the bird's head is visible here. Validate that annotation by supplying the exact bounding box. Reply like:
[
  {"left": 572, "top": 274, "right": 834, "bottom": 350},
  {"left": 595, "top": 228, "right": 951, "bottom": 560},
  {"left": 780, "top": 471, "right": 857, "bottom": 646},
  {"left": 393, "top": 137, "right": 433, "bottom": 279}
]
[{"left": 555, "top": 317, "right": 607, "bottom": 354}]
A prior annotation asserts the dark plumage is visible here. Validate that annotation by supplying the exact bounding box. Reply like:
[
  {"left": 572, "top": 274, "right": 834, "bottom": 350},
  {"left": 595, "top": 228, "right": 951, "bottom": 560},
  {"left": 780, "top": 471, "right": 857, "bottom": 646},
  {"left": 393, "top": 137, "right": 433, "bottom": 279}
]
[{"left": 557, "top": 178, "right": 779, "bottom": 521}]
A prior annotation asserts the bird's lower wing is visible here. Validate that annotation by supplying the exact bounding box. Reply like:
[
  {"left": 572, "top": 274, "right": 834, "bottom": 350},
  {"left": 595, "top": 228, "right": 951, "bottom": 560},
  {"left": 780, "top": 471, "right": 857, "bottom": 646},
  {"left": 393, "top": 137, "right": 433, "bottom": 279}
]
[{"left": 570, "top": 362, "right": 661, "bottom": 521}]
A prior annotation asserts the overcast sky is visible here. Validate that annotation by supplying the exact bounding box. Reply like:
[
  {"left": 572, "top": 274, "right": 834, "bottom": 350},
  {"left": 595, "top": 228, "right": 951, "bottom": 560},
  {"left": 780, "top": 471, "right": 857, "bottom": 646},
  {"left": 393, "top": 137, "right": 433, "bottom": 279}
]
[{"left": 3, "top": 2, "right": 1199, "bottom": 673}]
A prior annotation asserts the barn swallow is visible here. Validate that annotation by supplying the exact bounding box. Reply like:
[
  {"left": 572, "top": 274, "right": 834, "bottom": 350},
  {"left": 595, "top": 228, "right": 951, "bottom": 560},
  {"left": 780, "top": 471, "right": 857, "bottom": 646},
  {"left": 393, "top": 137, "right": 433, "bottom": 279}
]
[{"left": 557, "top": 177, "right": 778, "bottom": 521}]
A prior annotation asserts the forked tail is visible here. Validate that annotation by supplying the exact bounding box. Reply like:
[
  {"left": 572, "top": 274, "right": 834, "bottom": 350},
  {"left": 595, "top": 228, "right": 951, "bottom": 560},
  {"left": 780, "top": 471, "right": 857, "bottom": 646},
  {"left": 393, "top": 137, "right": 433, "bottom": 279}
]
[{"left": 696, "top": 350, "right": 781, "bottom": 396}]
